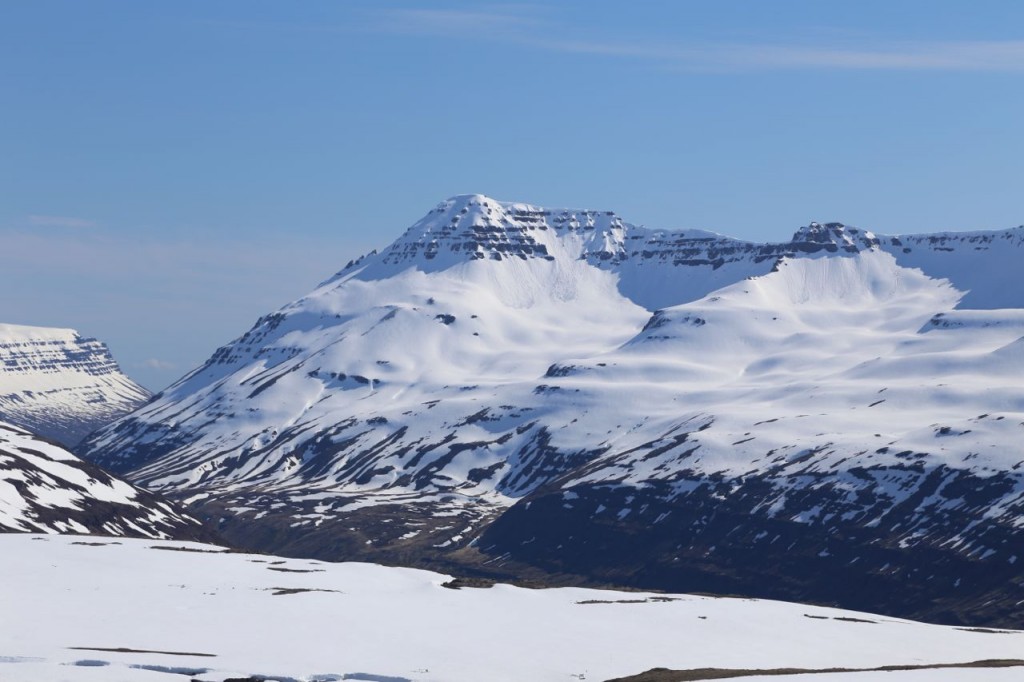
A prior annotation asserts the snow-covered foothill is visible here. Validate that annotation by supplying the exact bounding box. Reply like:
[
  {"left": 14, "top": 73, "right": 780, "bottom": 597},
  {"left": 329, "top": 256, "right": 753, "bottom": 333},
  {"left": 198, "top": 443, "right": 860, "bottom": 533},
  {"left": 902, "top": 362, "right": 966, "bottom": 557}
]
[{"left": 0, "top": 421, "right": 210, "bottom": 539}]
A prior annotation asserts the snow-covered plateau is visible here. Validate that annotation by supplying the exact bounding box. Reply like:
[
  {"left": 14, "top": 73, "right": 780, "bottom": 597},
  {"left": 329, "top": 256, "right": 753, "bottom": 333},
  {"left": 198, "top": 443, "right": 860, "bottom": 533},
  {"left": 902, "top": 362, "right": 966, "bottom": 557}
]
[
  {"left": 0, "top": 323, "right": 149, "bottom": 446},
  {"left": 77, "top": 195, "right": 1024, "bottom": 625},
  {"left": 2, "top": 534, "right": 1024, "bottom": 682}
]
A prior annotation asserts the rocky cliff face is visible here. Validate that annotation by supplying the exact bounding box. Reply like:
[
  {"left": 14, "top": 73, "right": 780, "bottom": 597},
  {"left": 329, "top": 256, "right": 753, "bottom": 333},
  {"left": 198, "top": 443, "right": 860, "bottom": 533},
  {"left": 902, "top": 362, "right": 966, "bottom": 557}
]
[
  {"left": 0, "top": 323, "right": 150, "bottom": 446},
  {"left": 78, "top": 195, "right": 1024, "bottom": 625}
]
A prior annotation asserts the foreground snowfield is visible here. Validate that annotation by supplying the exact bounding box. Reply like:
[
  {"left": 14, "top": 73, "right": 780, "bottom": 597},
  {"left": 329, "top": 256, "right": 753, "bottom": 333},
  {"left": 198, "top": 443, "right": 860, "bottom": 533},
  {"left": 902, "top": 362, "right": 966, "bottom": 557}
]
[{"left": 2, "top": 535, "right": 1023, "bottom": 682}]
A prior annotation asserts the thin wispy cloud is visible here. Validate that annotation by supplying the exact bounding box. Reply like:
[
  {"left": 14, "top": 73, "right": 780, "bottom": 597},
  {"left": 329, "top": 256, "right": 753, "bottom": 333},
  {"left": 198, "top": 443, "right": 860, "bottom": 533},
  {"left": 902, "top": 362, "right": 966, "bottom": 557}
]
[
  {"left": 379, "top": 7, "right": 541, "bottom": 35},
  {"left": 376, "top": 8, "right": 1024, "bottom": 72},
  {"left": 0, "top": 226, "right": 359, "bottom": 290},
  {"left": 0, "top": 225, "right": 371, "bottom": 389},
  {"left": 551, "top": 38, "right": 1024, "bottom": 72},
  {"left": 28, "top": 215, "right": 97, "bottom": 229},
  {"left": 202, "top": 6, "right": 541, "bottom": 38}
]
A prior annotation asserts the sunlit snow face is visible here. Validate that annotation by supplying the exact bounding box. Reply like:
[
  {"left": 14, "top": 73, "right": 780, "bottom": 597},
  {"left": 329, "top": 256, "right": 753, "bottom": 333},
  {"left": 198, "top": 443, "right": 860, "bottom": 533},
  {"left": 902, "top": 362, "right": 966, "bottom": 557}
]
[{"left": 76, "top": 198, "right": 1024, "bottom": 582}]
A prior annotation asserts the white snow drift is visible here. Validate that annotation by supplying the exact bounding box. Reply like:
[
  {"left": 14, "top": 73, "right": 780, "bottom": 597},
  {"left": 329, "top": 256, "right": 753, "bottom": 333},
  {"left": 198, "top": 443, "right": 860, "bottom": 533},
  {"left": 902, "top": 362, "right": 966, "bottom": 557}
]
[{"left": 1, "top": 534, "right": 1022, "bottom": 682}]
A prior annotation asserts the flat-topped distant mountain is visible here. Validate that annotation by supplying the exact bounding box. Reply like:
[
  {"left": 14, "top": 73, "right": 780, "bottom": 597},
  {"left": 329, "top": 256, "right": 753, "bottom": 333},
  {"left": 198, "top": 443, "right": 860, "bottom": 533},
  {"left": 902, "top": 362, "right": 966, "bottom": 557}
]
[
  {"left": 0, "top": 323, "right": 150, "bottom": 446},
  {"left": 78, "top": 194, "right": 1024, "bottom": 625}
]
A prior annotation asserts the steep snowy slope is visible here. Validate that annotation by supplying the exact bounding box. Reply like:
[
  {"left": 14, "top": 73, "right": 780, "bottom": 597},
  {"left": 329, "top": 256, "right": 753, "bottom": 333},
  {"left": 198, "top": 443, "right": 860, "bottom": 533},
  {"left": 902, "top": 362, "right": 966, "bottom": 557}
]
[
  {"left": 0, "top": 421, "right": 212, "bottom": 539},
  {"left": 482, "top": 249, "right": 1024, "bottom": 624},
  {"left": 0, "top": 323, "right": 150, "bottom": 445},
  {"left": 2, "top": 534, "right": 1023, "bottom": 682},
  {"left": 78, "top": 195, "right": 1024, "bottom": 624},
  {"left": 80, "top": 196, "right": 659, "bottom": 544}
]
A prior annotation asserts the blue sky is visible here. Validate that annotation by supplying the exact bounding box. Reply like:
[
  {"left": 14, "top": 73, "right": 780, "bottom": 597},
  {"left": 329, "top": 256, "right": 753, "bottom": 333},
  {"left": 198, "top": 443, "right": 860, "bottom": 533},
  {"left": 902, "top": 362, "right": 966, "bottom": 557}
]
[{"left": 2, "top": 1, "right": 1023, "bottom": 389}]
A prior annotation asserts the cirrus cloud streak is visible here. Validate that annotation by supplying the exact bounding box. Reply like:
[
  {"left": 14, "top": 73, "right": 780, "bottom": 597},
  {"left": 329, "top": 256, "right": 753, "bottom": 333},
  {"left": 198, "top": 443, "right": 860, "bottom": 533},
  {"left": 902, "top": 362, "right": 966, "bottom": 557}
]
[{"left": 377, "top": 8, "right": 1024, "bottom": 72}]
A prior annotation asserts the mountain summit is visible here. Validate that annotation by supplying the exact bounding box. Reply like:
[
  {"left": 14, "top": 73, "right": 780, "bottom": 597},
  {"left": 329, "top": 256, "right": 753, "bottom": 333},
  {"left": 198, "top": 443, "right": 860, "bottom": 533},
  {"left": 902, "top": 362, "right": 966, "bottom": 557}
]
[
  {"left": 790, "top": 221, "right": 881, "bottom": 252},
  {"left": 326, "top": 194, "right": 629, "bottom": 282},
  {"left": 79, "top": 195, "right": 1024, "bottom": 625}
]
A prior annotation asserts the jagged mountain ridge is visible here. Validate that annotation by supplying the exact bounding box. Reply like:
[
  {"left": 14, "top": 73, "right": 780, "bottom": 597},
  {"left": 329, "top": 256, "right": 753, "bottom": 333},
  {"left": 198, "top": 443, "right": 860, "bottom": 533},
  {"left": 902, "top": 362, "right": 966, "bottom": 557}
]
[
  {"left": 0, "top": 421, "right": 214, "bottom": 540},
  {"left": 0, "top": 323, "right": 150, "bottom": 446},
  {"left": 79, "top": 194, "right": 1024, "bottom": 624}
]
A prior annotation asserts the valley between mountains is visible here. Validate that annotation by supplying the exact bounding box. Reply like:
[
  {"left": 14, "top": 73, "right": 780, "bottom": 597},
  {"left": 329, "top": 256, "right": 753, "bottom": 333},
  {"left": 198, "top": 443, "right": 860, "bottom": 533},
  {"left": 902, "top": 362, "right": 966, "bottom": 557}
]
[{"left": 45, "top": 193, "right": 1024, "bottom": 627}]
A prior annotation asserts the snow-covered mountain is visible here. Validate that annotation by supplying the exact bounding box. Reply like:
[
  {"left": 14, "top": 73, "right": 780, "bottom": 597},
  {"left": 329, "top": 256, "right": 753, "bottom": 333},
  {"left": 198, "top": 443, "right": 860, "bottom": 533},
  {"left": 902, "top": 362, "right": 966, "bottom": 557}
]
[
  {"left": 3, "top": 534, "right": 1023, "bottom": 682},
  {"left": 78, "top": 195, "right": 1024, "bottom": 625},
  {"left": 0, "top": 421, "right": 212, "bottom": 539},
  {"left": 0, "top": 323, "right": 150, "bottom": 445}
]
